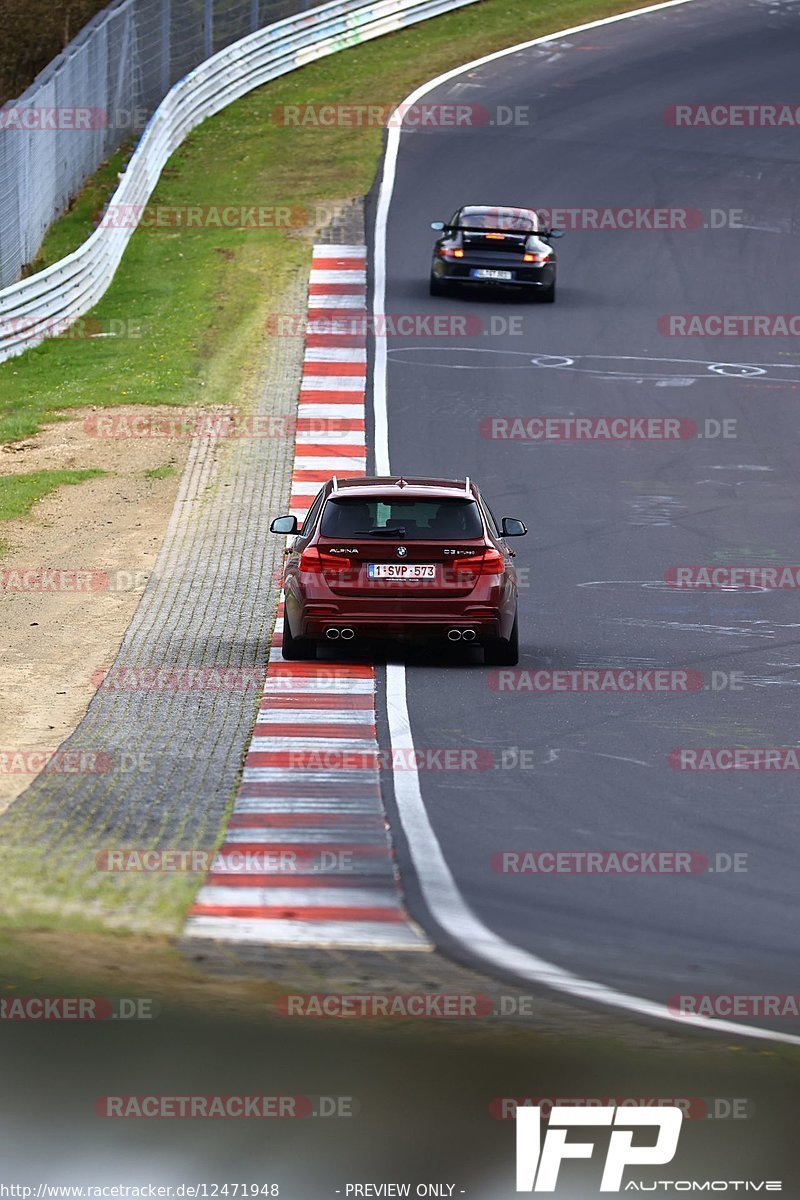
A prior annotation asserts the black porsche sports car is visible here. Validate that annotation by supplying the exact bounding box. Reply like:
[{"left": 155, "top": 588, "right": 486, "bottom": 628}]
[{"left": 429, "top": 204, "right": 564, "bottom": 301}]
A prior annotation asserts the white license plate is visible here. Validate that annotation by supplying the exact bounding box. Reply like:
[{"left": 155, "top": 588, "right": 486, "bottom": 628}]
[
  {"left": 472, "top": 268, "right": 513, "bottom": 281},
  {"left": 368, "top": 563, "right": 436, "bottom": 580}
]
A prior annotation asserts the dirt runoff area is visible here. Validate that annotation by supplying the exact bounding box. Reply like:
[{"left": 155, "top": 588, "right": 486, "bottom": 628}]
[{"left": 0, "top": 406, "right": 206, "bottom": 811}]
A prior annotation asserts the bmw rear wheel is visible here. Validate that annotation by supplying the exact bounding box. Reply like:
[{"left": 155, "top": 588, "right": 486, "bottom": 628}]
[
  {"left": 483, "top": 612, "right": 519, "bottom": 666},
  {"left": 281, "top": 617, "right": 316, "bottom": 661}
]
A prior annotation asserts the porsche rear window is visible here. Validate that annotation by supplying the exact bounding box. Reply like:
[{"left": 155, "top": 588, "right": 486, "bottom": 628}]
[
  {"left": 458, "top": 209, "right": 536, "bottom": 232},
  {"left": 319, "top": 497, "right": 484, "bottom": 540}
]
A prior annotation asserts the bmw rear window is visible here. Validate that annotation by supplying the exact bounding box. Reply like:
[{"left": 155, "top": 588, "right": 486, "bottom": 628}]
[{"left": 319, "top": 497, "right": 484, "bottom": 540}]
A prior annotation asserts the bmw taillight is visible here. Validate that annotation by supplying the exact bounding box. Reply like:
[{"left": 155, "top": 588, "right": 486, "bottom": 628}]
[
  {"left": 452, "top": 550, "right": 505, "bottom": 576},
  {"left": 299, "top": 547, "right": 322, "bottom": 572},
  {"left": 299, "top": 548, "right": 355, "bottom": 573}
]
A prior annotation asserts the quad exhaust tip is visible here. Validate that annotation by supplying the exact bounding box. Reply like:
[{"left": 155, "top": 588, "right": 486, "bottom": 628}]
[
  {"left": 325, "top": 628, "right": 340, "bottom": 640},
  {"left": 462, "top": 629, "right": 477, "bottom": 642},
  {"left": 340, "top": 627, "right": 355, "bottom": 640}
]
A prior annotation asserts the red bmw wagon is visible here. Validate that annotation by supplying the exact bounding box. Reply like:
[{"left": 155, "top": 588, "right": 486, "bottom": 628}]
[{"left": 269, "top": 476, "right": 526, "bottom": 664}]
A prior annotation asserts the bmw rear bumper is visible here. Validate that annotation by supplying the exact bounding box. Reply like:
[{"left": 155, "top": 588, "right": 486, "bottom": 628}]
[{"left": 288, "top": 599, "right": 511, "bottom": 642}]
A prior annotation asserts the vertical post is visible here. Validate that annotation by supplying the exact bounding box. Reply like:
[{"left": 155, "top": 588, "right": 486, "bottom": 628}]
[
  {"left": 204, "top": 0, "right": 213, "bottom": 57},
  {"left": 251, "top": 0, "right": 259, "bottom": 33},
  {"left": 160, "top": 0, "right": 171, "bottom": 95}
]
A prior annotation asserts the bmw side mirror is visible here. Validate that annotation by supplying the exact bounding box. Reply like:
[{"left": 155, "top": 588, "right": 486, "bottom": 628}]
[
  {"left": 501, "top": 517, "right": 527, "bottom": 537},
  {"left": 270, "top": 514, "right": 298, "bottom": 534},
  {"left": 430, "top": 220, "right": 445, "bottom": 231}
]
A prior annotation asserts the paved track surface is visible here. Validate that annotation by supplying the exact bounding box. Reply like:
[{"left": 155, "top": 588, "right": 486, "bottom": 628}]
[{"left": 370, "top": 0, "right": 800, "bottom": 1032}]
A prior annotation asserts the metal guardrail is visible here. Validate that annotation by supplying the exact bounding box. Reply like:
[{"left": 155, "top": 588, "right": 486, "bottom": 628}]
[{"left": 0, "top": 0, "right": 479, "bottom": 363}]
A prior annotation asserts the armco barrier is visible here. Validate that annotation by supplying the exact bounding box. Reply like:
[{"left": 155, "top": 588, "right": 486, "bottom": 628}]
[{"left": 0, "top": 0, "right": 479, "bottom": 364}]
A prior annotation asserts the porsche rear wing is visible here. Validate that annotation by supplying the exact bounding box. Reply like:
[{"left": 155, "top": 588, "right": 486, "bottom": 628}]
[{"left": 450, "top": 224, "right": 537, "bottom": 235}]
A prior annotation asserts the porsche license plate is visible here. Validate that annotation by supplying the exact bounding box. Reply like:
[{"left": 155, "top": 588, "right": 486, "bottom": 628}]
[
  {"left": 472, "top": 268, "right": 512, "bottom": 280},
  {"left": 368, "top": 563, "right": 436, "bottom": 580}
]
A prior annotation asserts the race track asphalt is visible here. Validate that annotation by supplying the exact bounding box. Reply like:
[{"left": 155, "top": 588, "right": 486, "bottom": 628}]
[{"left": 368, "top": 0, "right": 800, "bottom": 1032}]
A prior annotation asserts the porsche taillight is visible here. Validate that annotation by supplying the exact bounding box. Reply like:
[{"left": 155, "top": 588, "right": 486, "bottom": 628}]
[
  {"left": 439, "top": 247, "right": 464, "bottom": 259},
  {"left": 523, "top": 251, "right": 552, "bottom": 263}
]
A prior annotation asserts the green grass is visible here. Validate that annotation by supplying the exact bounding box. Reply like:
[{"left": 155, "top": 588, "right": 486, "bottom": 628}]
[
  {"left": 0, "top": 469, "right": 105, "bottom": 553},
  {"left": 144, "top": 463, "right": 177, "bottom": 480},
  {"left": 0, "top": 0, "right": 640, "bottom": 446}
]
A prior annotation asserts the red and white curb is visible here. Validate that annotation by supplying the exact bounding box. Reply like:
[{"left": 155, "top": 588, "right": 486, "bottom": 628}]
[{"left": 185, "top": 245, "right": 430, "bottom": 950}]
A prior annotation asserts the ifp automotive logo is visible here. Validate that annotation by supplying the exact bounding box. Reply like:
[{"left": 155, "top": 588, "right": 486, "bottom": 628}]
[
  {"left": 515, "top": 1106, "right": 783, "bottom": 1192},
  {"left": 516, "top": 1105, "right": 682, "bottom": 1192}
]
